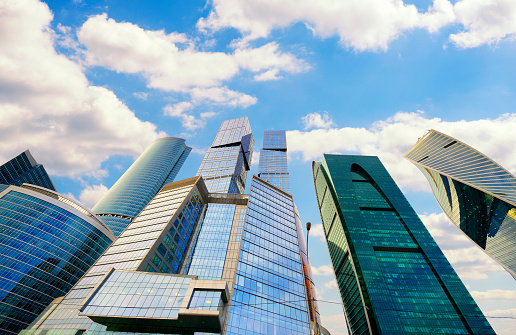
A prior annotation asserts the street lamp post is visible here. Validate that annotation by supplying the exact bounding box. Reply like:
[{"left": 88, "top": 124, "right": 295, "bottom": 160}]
[
  {"left": 305, "top": 222, "right": 316, "bottom": 335},
  {"left": 306, "top": 221, "right": 311, "bottom": 256}
]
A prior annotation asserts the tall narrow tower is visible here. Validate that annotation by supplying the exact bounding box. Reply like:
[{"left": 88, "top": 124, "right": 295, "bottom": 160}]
[
  {"left": 258, "top": 130, "right": 290, "bottom": 193},
  {"left": 93, "top": 137, "right": 191, "bottom": 236},
  {"left": 404, "top": 129, "right": 516, "bottom": 280},
  {"left": 312, "top": 154, "right": 494, "bottom": 335},
  {"left": 196, "top": 117, "right": 253, "bottom": 193}
]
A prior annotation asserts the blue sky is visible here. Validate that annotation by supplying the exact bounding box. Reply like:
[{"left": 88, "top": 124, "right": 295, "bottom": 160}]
[{"left": 2, "top": 0, "right": 516, "bottom": 333}]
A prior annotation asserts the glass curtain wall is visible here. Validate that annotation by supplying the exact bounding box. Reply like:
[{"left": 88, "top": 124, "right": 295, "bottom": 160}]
[
  {"left": 93, "top": 137, "right": 191, "bottom": 236},
  {"left": 312, "top": 154, "right": 494, "bottom": 335},
  {"left": 404, "top": 129, "right": 516, "bottom": 279}
]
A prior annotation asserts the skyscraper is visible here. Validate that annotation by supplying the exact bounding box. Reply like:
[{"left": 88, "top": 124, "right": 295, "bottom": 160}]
[
  {"left": 24, "top": 176, "right": 210, "bottom": 332},
  {"left": 255, "top": 130, "right": 321, "bottom": 332},
  {"left": 196, "top": 117, "right": 253, "bottom": 193},
  {"left": 24, "top": 122, "right": 322, "bottom": 335},
  {"left": 224, "top": 175, "right": 313, "bottom": 335},
  {"left": 312, "top": 154, "right": 494, "bottom": 334},
  {"left": 93, "top": 137, "right": 191, "bottom": 237},
  {"left": 0, "top": 184, "right": 115, "bottom": 334},
  {"left": 258, "top": 130, "right": 290, "bottom": 193},
  {"left": 0, "top": 150, "right": 56, "bottom": 191},
  {"left": 404, "top": 129, "right": 516, "bottom": 280}
]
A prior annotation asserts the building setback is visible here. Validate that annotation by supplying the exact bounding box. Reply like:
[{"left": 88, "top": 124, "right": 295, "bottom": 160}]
[
  {"left": 93, "top": 137, "right": 191, "bottom": 237},
  {"left": 312, "top": 154, "right": 494, "bottom": 335},
  {"left": 0, "top": 150, "right": 56, "bottom": 191},
  {"left": 0, "top": 184, "right": 115, "bottom": 334},
  {"left": 404, "top": 129, "right": 516, "bottom": 280}
]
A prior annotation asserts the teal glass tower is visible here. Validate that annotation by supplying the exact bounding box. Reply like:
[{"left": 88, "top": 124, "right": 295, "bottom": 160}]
[
  {"left": 93, "top": 137, "right": 191, "bottom": 236},
  {"left": 0, "top": 184, "right": 114, "bottom": 334},
  {"left": 404, "top": 129, "right": 516, "bottom": 280},
  {"left": 258, "top": 130, "right": 290, "bottom": 193},
  {"left": 312, "top": 154, "right": 494, "bottom": 334},
  {"left": 0, "top": 150, "right": 56, "bottom": 191}
]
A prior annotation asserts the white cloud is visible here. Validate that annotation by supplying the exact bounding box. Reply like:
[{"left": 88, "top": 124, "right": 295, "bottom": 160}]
[
  {"left": 0, "top": 0, "right": 163, "bottom": 177},
  {"left": 198, "top": 0, "right": 455, "bottom": 52},
  {"left": 302, "top": 112, "right": 335, "bottom": 130},
  {"left": 191, "top": 147, "right": 208, "bottom": 156},
  {"left": 254, "top": 69, "right": 281, "bottom": 81},
  {"left": 320, "top": 314, "right": 348, "bottom": 335},
  {"left": 451, "top": 0, "right": 516, "bottom": 48},
  {"left": 85, "top": 168, "right": 109, "bottom": 180},
  {"left": 252, "top": 151, "right": 260, "bottom": 166},
  {"left": 78, "top": 184, "right": 109, "bottom": 209},
  {"left": 233, "top": 42, "right": 309, "bottom": 75},
  {"left": 288, "top": 111, "right": 516, "bottom": 192},
  {"left": 133, "top": 92, "right": 148, "bottom": 100},
  {"left": 200, "top": 0, "right": 516, "bottom": 50},
  {"left": 190, "top": 87, "right": 257, "bottom": 108},
  {"left": 309, "top": 223, "right": 326, "bottom": 242},
  {"left": 311, "top": 264, "right": 334, "bottom": 276},
  {"left": 76, "top": 14, "right": 305, "bottom": 120},
  {"left": 163, "top": 102, "right": 209, "bottom": 131},
  {"left": 324, "top": 279, "right": 339, "bottom": 291},
  {"left": 471, "top": 289, "right": 516, "bottom": 301},
  {"left": 78, "top": 13, "right": 234, "bottom": 91}
]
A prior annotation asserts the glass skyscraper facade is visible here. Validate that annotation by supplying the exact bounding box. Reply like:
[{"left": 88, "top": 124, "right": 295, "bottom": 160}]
[
  {"left": 312, "top": 154, "right": 494, "bottom": 334},
  {"left": 225, "top": 176, "right": 311, "bottom": 335},
  {"left": 93, "top": 137, "right": 191, "bottom": 237},
  {"left": 24, "top": 177, "right": 211, "bottom": 333},
  {"left": 197, "top": 117, "right": 253, "bottom": 194},
  {"left": 258, "top": 130, "right": 290, "bottom": 193},
  {"left": 0, "top": 184, "right": 114, "bottom": 334},
  {"left": 404, "top": 129, "right": 516, "bottom": 280},
  {"left": 0, "top": 150, "right": 55, "bottom": 191},
  {"left": 24, "top": 121, "right": 324, "bottom": 335}
]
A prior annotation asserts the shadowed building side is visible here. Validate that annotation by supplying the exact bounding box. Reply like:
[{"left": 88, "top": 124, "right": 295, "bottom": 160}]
[{"left": 0, "top": 150, "right": 56, "bottom": 192}]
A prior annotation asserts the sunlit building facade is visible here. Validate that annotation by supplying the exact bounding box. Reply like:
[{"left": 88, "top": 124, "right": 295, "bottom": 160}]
[
  {"left": 0, "top": 150, "right": 55, "bottom": 191},
  {"left": 23, "top": 121, "right": 322, "bottom": 335},
  {"left": 93, "top": 137, "right": 191, "bottom": 237},
  {"left": 258, "top": 130, "right": 290, "bottom": 193},
  {"left": 312, "top": 154, "right": 494, "bottom": 334},
  {"left": 0, "top": 184, "right": 114, "bottom": 334},
  {"left": 404, "top": 129, "right": 516, "bottom": 280},
  {"left": 224, "top": 175, "right": 312, "bottom": 335},
  {"left": 24, "top": 177, "right": 212, "bottom": 333},
  {"left": 196, "top": 117, "right": 253, "bottom": 194}
]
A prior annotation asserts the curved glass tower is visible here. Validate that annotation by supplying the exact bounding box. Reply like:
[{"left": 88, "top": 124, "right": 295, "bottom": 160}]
[
  {"left": 312, "top": 154, "right": 494, "bottom": 335},
  {"left": 93, "top": 137, "right": 191, "bottom": 236},
  {"left": 0, "top": 184, "right": 114, "bottom": 334},
  {"left": 404, "top": 129, "right": 516, "bottom": 280}
]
